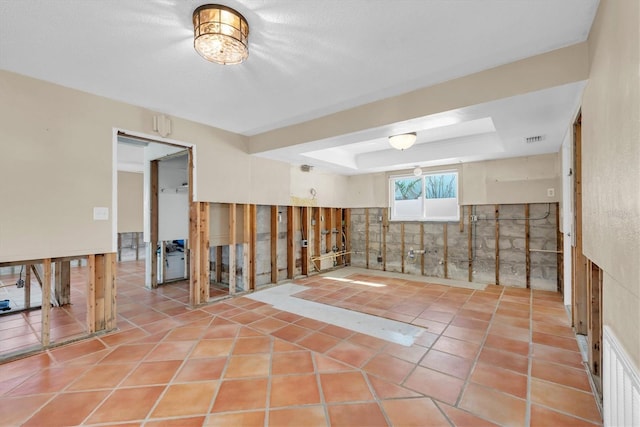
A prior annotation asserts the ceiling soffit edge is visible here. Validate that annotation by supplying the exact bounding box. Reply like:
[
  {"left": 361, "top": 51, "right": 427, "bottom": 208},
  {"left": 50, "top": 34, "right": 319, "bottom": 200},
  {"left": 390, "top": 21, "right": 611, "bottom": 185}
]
[{"left": 247, "top": 42, "right": 589, "bottom": 155}]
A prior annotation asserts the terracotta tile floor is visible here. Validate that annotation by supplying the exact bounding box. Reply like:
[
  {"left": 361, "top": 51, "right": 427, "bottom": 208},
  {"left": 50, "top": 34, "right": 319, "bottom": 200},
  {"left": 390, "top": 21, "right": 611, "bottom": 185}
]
[
  {"left": 0, "top": 261, "right": 602, "bottom": 426},
  {"left": 0, "top": 262, "right": 231, "bottom": 359}
]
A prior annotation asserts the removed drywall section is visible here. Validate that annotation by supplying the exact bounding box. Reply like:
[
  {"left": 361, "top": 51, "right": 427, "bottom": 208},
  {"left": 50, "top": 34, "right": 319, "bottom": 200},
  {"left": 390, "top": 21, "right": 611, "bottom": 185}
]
[
  {"left": 255, "top": 205, "right": 272, "bottom": 287},
  {"left": 209, "top": 203, "right": 247, "bottom": 246},
  {"left": 275, "top": 206, "right": 289, "bottom": 281},
  {"left": 213, "top": 245, "right": 247, "bottom": 292},
  {"left": 496, "top": 204, "right": 527, "bottom": 288},
  {"left": 350, "top": 203, "right": 559, "bottom": 290}
]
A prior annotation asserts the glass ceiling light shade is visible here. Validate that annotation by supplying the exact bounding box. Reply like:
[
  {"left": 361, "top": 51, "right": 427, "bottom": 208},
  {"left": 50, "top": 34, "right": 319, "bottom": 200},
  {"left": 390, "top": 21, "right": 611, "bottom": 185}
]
[
  {"left": 193, "top": 4, "right": 249, "bottom": 65},
  {"left": 388, "top": 132, "right": 417, "bottom": 150}
]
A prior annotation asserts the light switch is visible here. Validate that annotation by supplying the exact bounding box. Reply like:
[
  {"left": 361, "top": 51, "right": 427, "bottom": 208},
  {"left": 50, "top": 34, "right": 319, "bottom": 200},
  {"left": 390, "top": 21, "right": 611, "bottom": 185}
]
[{"left": 93, "top": 207, "right": 109, "bottom": 220}]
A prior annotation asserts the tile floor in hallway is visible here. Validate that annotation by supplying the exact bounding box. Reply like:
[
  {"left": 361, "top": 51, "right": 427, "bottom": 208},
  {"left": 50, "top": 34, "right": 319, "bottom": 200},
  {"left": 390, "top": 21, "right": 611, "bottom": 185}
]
[
  {"left": 0, "top": 261, "right": 602, "bottom": 426},
  {"left": 0, "top": 262, "right": 230, "bottom": 358}
]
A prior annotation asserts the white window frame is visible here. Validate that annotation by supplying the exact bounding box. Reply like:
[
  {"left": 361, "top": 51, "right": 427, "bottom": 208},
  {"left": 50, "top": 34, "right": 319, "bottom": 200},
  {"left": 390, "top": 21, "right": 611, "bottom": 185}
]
[{"left": 389, "top": 170, "right": 460, "bottom": 222}]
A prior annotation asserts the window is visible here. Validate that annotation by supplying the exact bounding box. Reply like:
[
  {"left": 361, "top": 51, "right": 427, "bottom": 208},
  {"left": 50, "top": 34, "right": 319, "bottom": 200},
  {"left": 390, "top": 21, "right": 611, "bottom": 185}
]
[{"left": 390, "top": 171, "right": 459, "bottom": 221}]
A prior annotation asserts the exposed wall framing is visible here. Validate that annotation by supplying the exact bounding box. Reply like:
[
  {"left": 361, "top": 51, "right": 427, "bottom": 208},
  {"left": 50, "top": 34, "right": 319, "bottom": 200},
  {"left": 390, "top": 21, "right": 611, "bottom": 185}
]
[
  {"left": 270, "top": 205, "right": 278, "bottom": 284},
  {"left": 189, "top": 201, "right": 210, "bottom": 305},
  {"left": 349, "top": 203, "right": 561, "bottom": 290},
  {"left": 572, "top": 116, "right": 588, "bottom": 333},
  {"left": 365, "top": 208, "right": 370, "bottom": 268},
  {"left": 87, "top": 253, "right": 116, "bottom": 334},
  {"left": 343, "top": 209, "right": 351, "bottom": 265},
  {"left": 149, "top": 159, "right": 159, "bottom": 289},
  {"left": 228, "top": 203, "right": 237, "bottom": 294},
  {"left": 42, "top": 259, "right": 52, "bottom": 346},
  {"left": 301, "top": 207, "right": 310, "bottom": 275}
]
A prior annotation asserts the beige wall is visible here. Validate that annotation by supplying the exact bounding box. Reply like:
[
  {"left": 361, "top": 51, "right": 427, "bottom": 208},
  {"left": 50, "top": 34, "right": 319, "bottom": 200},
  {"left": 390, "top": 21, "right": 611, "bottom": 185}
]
[
  {"left": 461, "top": 153, "right": 560, "bottom": 206},
  {"left": 582, "top": 0, "right": 640, "bottom": 367},
  {"left": 0, "top": 70, "right": 349, "bottom": 262},
  {"left": 249, "top": 43, "right": 589, "bottom": 153},
  {"left": 344, "top": 153, "right": 561, "bottom": 208},
  {"left": 289, "top": 166, "right": 349, "bottom": 207},
  {"left": 345, "top": 173, "right": 389, "bottom": 208},
  {"left": 117, "top": 171, "right": 143, "bottom": 233}
]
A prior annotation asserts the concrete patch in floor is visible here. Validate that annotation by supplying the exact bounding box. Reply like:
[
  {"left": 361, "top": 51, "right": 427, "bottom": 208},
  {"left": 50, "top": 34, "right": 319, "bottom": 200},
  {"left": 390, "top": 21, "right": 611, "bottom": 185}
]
[{"left": 247, "top": 283, "right": 425, "bottom": 346}]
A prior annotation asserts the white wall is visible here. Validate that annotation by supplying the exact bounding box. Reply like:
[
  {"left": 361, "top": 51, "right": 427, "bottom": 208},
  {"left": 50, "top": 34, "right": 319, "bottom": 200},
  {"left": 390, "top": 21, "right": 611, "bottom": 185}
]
[{"left": 157, "top": 155, "right": 189, "bottom": 241}]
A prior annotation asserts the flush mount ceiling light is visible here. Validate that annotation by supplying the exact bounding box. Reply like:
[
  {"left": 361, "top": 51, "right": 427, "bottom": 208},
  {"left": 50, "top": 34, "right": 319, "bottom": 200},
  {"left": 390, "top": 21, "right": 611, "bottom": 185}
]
[
  {"left": 388, "top": 132, "right": 417, "bottom": 150},
  {"left": 193, "top": 4, "right": 249, "bottom": 65}
]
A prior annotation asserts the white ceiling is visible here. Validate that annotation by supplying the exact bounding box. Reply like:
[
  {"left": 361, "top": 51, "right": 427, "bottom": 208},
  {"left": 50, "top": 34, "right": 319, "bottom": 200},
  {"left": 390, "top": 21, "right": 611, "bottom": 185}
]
[{"left": 0, "top": 1, "right": 598, "bottom": 175}]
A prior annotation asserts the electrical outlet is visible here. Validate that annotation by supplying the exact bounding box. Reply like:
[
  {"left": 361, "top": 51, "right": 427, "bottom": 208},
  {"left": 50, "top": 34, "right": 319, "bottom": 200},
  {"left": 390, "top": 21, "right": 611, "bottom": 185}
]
[
  {"left": 301, "top": 239, "right": 308, "bottom": 248},
  {"left": 377, "top": 255, "right": 383, "bottom": 263},
  {"left": 547, "top": 188, "right": 555, "bottom": 197},
  {"left": 470, "top": 215, "right": 478, "bottom": 222}
]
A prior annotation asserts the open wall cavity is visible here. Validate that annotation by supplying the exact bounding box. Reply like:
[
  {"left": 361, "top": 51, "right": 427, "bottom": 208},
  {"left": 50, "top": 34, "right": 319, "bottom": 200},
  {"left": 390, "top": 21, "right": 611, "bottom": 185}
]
[
  {"left": 207, "top": 204, "right": 351, "bottom": 300},
  {"left": 349, "top": 203, "right": 560, "bottom": 290}
]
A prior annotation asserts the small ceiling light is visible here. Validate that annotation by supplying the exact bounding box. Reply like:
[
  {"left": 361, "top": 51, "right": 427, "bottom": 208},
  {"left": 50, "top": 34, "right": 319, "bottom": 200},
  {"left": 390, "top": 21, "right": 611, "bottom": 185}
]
[
  {"left": 389, "top": 132, "right": 417, "bottom": 150},
  {"left": 193, "top": 4, "right": 249, "bottom": 65},
  {"left": 413, "top": 166, "right": 423, "bottom": 176}
]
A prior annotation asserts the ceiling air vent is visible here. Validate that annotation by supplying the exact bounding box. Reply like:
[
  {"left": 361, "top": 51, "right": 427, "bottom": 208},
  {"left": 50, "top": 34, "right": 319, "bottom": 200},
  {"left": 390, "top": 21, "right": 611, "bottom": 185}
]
[{"left": 525, "top": 135, "right": 545, "bottom": 144}]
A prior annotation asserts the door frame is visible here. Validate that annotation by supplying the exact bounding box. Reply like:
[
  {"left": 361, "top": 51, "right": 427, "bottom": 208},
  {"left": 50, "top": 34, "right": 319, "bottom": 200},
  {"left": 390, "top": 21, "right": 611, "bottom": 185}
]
[
  {"left": 112, "top": 128, "right": 199, "bottom": 296},
  {"left": 570, "top": 113, "right": 603, "bottom": 401},
  {"left": 571, "top": 114, "right": 588, "bottom": 334}
]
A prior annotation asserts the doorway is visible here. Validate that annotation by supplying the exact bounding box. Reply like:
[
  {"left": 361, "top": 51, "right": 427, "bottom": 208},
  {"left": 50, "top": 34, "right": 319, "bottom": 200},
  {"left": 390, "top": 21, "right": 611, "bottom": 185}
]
[
  {"left": 572, "top": 114, "right": 588, "bottom": 333},
  {"left": 571, "top": 113, "right": 603, "bottom": 401},
  {"left": 115, "top": 132, "right": 193, "bottom": 293},
  {"left": 154, "top": 152, "right": 189, "bottom": 285}
]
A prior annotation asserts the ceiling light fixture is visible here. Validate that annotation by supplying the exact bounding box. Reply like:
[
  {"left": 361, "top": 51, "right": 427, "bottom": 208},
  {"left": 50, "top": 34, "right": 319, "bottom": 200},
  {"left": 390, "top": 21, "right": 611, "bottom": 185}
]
[
  {"left": 388, "top": 132, "right": 417, "bottom": 150},
  {"left": 193, "top": 4, "right": 249, "bottom": 65}
]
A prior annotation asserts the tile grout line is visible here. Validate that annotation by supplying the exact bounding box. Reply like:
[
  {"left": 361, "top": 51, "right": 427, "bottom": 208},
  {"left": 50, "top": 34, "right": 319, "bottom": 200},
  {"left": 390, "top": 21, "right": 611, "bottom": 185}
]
[
  {"left": 202, "top": 315, "right": 242, "bottom": 423},
  {"left": 311, "top": 349, "right": 331, "bottom": 426},
  {"left": 263, "top": 334, "right": 274, "bottom": 427},
  {"left": 432, "top": 399, "right": 457, "bottom": 427},
  {"left": 452, "top": 286, "right": 502, "bottom": 409},
  {"left": 525, "top": 288, "right": 534, "bottom": 427},
  {"left": 153, "top": 310, "right": 218, "bottom": 424},
  {"left": 79, "top": 323, "right": 177, "bottom": 425}
]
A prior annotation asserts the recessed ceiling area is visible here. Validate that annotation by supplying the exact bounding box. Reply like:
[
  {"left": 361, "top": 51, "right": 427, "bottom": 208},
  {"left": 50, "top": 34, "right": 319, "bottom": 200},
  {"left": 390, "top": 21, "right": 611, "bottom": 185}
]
[
  {"left": 0, "top": 1, "right": 598, "bottom": 175},
  {"left": 256, "top": 81, "right": 586, "bottom": 175}
]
